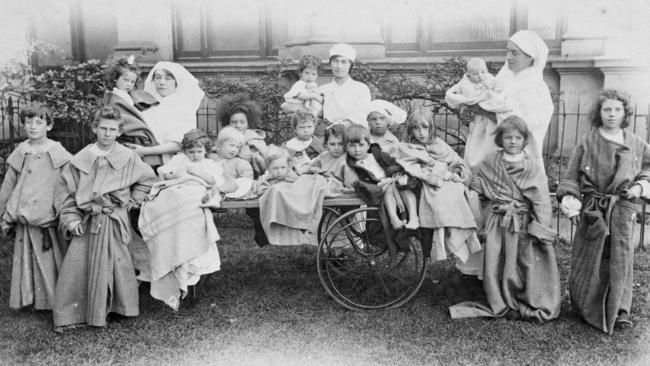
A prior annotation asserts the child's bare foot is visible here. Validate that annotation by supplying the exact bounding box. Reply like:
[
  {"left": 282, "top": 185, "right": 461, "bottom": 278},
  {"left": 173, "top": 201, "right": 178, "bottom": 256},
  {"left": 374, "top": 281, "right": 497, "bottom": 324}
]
[
  {"left": 390, "top": 218, "right": 405, "bottom": 230},
  {"left": 405, "top": 217, "right": 419, "bottom": 230}
]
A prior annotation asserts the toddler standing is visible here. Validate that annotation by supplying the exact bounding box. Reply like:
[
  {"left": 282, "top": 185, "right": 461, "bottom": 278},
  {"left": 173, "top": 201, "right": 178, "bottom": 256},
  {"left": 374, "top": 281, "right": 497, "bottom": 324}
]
[
  {"left": 0, "top": 103, "right": 72, "bottom": 310},
  {"left": 450, "top": 116, "right": 560, "bottom": 324},
  {"left": 281, "top": 55, "right": 324, "bottom": 117},
  {"left": 53, "top": 106, "right": 156, "bottom": 331},
  {"left": 558, "top": 89, "right": 649, "bottom": 334}
]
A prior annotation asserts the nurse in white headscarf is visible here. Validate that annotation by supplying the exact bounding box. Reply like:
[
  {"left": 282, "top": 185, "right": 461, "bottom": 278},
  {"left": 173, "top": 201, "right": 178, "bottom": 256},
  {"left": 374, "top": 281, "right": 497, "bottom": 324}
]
[
  {"left": 319, "top": 43, "right": 372, "bottom": 127},
  {"left": 124, "top": 61, "right": 205, "bottom": 164},
  {"left": 458, "top": 30, "right": 554, "bottom": 280},
  {"left": 479, "top": 30, "right": 554, "bottom": 170}
]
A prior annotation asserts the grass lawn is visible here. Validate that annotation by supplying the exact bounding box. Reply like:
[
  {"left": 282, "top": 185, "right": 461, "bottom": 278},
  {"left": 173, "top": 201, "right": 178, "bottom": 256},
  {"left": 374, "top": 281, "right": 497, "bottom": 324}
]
[{"left": 0, "top": 212, "right": 649, "bottom": 366}]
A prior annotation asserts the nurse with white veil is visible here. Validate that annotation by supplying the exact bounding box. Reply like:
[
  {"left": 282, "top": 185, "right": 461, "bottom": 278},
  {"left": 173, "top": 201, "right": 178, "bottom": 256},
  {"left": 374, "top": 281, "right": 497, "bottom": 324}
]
[{"left": 124, "top": 61, "right": 205, "bottom": 164}]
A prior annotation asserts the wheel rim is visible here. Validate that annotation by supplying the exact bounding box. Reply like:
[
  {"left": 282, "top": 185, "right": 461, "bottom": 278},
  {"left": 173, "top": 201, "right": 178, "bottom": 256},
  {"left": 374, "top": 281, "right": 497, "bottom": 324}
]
[{"left": 317, "top": 207, "right": 427, "bottom": 310}]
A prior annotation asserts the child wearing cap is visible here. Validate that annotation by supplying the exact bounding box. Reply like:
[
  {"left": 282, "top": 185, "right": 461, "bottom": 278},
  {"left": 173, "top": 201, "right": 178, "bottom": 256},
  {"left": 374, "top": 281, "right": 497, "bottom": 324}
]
[
  {"left": 281, "top": 55, "right": 324, "bottom": 117},
  {"left": 367, "top": 99, "right": 407, "bottom": 155},
  {"left": 319, "top": 43, "right": 371, "bottom": 127}
]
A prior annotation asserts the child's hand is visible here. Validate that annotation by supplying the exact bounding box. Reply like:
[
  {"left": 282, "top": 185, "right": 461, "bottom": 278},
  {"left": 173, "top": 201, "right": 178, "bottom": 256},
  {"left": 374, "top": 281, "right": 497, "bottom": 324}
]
[
  {"left": 450, "top": 173, "right": 462, "bottom": 183},
  {"left": 442, "top": 171, "right": 453, "bottom": 181},
  {"left": 123, "top": 143, "right": 146, "bottom": 156},
  {"left": 68, "top": 221, "right": 84, "bottom": 236},
  {"left": 377, "top": 177, "right": 394, "bottom": 192},
  {"left": 624, "top": 184, "right": 643, "bottom": 199},
  {"left": 560, "top": 195, "right": 581, "bottom": 223},
  {"left": 187, "top": 166, "right": 197, "bottom": 176}
]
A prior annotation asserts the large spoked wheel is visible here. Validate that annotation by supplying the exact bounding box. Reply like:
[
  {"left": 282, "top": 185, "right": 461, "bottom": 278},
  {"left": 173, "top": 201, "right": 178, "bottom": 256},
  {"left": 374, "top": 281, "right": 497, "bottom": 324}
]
[{"left": 317, "top": 206, "right": 427, "bottom": 310}]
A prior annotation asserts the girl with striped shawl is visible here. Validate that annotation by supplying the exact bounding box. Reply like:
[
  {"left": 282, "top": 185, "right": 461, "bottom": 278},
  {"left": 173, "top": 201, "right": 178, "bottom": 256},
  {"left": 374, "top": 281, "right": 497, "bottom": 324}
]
[{"left": 450, "top": 116, "right": 560, "bottom": 324}]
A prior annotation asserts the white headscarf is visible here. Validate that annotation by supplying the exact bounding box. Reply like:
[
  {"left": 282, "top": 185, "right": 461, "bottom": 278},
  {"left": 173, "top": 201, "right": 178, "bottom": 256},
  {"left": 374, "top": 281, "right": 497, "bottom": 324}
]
[
  {"left": 495, "top": 30, "right": 549, "bottom": 84},
  {"left": 486, "top": 30, "right": 553, "bottom": 169},
  {"left": 366, "top": 99, "right": 407, "bottom": 125},
  {"left": 144, "top": 61, "right": 205, "bottom": 111}
]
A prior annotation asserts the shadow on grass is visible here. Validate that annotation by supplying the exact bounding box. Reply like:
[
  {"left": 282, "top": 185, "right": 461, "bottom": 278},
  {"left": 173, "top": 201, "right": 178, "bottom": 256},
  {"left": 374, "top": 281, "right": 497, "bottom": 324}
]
[{"left": 0, "top": 213, "right": 649, "bottom": 365}]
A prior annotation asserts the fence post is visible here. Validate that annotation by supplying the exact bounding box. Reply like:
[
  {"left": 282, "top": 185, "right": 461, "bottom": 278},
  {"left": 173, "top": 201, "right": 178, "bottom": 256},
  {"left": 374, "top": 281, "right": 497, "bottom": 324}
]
[{"left": 7, "top": 97, "right": 15, "bottom": 146}]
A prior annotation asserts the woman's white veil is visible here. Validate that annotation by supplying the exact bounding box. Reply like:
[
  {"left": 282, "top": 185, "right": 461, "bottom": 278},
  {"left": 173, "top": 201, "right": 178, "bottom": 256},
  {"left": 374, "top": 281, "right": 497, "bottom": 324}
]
[
  {"left": 144, "top": 61, "right": 205, "bottom": 111},
  {"left": 495, "top": 30, "right": 549, "bottom": 84}
]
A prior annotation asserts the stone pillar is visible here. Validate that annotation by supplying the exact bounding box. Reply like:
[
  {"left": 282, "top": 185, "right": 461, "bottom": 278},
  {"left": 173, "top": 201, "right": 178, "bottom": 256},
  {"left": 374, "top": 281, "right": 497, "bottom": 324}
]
[
  {"left": 554, "top": 1, "right": 650, "bottom": 154},
  {"left": 279, "top": 0, "right": 385, "bottom": 61},
  {"left": 550, "top": 63, "right": 603, "bottom": 156},
  {"left": 598, "top": 60, "right": 650, "bottom": 138}
]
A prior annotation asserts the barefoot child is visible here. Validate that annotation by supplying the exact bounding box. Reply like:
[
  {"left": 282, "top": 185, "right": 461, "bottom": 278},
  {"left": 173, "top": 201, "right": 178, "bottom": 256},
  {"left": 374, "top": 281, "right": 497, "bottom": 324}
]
[
  {"left": 450, "top": 116, "right": 560, "bottom": 324},
  {"left": 397, "top": 107, "right": 480, "bottom": 265},
  {"left": 558, "top": 89, "right": 650, "bottom": 334},
  {"left": 344, "top": 124, "right": 418, "bottom": 230},
  {"left": 0, "top": 103, "right": 72, "bottom": 310},
  {"left": 283, "top": 111, "right": 324, "bottom": 174},
  {"left": 53, "top": 106, "right": 156, "bottom": 331}
]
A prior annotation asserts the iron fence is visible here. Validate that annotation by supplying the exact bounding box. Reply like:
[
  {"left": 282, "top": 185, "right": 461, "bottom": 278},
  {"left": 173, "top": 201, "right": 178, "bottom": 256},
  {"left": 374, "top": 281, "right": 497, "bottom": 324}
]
[{"left": 1, "top": 92, "right": 649, "bottom": 245}]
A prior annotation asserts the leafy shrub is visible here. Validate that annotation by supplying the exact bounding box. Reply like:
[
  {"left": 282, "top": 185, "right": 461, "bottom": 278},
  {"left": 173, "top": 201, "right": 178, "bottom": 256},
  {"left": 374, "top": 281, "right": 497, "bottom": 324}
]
[
  {"left": 2, "top": 52, "right": 484, "bottom": 157},
  {"left": 201, "top": 56, "right": 479, "bottom": 147},
  {"left": 1, "top": 54, "right": 105, "bottom": 155}
]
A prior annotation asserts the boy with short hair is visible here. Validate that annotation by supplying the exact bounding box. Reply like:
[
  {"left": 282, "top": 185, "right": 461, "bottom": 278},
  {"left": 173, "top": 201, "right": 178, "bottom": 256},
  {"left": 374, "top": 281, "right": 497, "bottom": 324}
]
[
  {"left": 53, "top": 106, "right": 156, "bottom": 331},
  {"left": 0, "top": 103, "right": 72, "bottom": 310}
]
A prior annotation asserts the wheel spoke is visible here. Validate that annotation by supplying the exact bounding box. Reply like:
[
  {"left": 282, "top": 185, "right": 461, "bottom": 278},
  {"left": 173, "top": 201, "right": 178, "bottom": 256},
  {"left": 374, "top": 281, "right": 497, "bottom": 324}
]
[{"left": 317, "top": 208, "right": 427, "bottom": 310}]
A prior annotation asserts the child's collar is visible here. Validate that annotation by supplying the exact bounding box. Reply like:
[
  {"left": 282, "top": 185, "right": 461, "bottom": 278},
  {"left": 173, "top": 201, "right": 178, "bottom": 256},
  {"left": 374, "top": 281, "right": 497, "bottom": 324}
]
[
  {"left": 71, "top": 143, "right": 133, "bottom": 173},
  {"left": 502, "top": 151, "right": 525, "bottom": 163},
  {"left": 7, "top": 140, "right": 70, "bottom": 170}
]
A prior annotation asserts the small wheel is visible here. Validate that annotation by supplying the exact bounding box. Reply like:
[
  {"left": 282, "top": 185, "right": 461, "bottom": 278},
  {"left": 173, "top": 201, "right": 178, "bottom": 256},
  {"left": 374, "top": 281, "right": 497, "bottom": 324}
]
[{"left": 317, "top": 207, "right": 427, "bottom": 310}]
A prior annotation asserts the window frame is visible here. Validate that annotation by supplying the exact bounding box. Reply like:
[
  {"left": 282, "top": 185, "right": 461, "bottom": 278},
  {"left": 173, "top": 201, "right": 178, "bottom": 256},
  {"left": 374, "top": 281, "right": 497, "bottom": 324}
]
[
  {"left": 383, "top": 1, "right": 564, "bottom": 57},
  {"left": 172, "top": 1, "right": 281, "bottom": 61}
]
